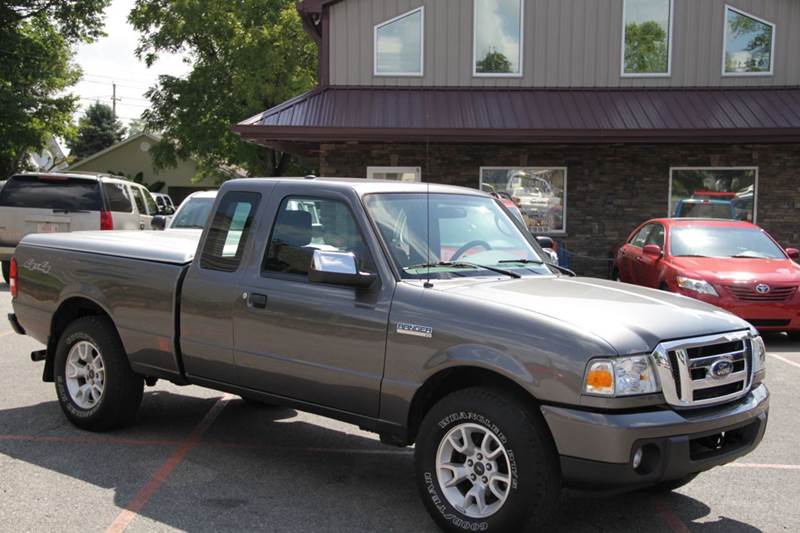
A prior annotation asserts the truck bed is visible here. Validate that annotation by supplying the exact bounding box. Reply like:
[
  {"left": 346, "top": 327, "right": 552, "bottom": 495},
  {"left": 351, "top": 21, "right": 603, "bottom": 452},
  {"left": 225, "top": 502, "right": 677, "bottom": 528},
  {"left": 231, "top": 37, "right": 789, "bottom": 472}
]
[{"left": 21, "top": 230, "right": 202, "bottom": 265}]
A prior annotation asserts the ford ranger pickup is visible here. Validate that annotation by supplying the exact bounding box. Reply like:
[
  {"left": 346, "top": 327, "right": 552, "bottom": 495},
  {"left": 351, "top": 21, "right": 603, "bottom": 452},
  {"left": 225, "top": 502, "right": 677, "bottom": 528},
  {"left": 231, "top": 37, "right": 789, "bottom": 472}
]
[{"left": 7, "top": 178, "right": 769, "bottom": 533}]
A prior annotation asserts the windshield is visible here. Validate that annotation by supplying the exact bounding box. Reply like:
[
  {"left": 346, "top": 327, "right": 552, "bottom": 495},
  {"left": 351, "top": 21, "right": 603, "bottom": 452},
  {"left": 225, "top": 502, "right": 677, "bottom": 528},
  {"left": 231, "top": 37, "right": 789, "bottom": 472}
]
[
  {"left": 363, "top": 193, "right": 550, "bottom": 279},
  {"left": 170, "top": 197, "right": 215, "bottom": 229},
  {"left": 671, "top": 226, "right": 786, "bottom": 259}
]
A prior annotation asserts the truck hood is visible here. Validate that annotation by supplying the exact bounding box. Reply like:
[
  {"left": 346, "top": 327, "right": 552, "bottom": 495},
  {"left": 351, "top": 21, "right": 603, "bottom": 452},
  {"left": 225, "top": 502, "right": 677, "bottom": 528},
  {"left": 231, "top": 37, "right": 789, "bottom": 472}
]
[{"left": 440, "top": 276, "right": 751, "bottom": 354}]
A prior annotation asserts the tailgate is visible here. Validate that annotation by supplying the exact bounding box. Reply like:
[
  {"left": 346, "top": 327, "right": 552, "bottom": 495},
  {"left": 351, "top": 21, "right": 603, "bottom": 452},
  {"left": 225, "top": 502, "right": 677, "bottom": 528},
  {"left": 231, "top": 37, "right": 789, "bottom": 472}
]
[{"left": 0, "top": 209, "right": 100, "bottom": 245}]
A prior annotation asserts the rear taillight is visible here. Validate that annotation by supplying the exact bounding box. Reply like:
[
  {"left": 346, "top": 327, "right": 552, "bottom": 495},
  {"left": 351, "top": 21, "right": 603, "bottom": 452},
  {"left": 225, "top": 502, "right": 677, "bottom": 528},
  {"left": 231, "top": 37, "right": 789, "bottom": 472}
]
[
  {"left": 100, "top": 210, "right": 114, "bottom": 230},
  {"left": 9, "top": 258, "right": 17, "bottom": 299}
]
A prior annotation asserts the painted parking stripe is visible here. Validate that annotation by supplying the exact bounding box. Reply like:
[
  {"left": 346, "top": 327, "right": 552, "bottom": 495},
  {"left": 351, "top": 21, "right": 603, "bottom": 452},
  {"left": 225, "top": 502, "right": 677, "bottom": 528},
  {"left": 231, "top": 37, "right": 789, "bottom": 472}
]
[
  {"left": 768, "top": 352, "right": 800, "bottom": 370},
  {"left": 654, "top": 498, "right": 690, "bottom": 533},
  {"left": 106, "top": 393, "right": 234, "bottom": 533},
  {"left": 725, "top": 462, "right": 800, "bottom": 471}
]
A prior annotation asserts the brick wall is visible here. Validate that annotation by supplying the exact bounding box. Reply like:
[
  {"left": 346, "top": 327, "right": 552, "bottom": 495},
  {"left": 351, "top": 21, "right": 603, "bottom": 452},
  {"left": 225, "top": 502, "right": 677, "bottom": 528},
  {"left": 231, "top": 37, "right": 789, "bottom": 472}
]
[{"left": 318, "top": 142, "right": 800, "bottom": 277}]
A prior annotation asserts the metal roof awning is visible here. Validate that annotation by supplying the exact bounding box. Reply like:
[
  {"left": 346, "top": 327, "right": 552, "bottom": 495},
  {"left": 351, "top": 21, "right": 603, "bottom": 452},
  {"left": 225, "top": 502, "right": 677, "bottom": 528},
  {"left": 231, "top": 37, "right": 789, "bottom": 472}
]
[{"left": 233, "top": 86, "right": 800, "bottom": 148}]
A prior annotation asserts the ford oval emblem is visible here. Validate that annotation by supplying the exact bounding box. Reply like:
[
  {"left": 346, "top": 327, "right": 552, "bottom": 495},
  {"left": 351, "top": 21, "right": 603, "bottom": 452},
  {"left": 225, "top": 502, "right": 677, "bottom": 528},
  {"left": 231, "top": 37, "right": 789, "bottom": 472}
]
[
  {"left": 710, "top": 359, "right": 734, "bottom": 379},
  {"left": 755, "top": 283, "right": 771, "bottom": 294}
]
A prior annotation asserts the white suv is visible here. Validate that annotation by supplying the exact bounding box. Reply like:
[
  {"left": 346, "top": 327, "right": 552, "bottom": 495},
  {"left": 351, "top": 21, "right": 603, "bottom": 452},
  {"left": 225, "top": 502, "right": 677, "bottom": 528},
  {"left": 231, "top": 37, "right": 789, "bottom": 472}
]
[{"left": 0, "top": 172, "right": 157, "bottom": 283}]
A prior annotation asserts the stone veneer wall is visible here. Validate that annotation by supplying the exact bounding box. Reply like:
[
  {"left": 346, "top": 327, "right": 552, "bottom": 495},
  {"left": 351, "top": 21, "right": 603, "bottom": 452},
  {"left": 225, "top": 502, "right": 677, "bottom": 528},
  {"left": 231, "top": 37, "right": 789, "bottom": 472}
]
[{"left": 318, "top": 142, "right": 800, "bottom": 277}]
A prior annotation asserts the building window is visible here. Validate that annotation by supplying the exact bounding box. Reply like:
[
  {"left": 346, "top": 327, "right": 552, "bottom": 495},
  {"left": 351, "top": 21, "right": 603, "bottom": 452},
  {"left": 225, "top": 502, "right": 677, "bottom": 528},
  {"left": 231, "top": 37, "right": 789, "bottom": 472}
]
[
  {"left": 621, "top": 0, "right": 673, "bottom": 76},
  {"left": 473, "top": 0, "right": 523, "bottom": 77},
  {"left": 480, "top": 167, "right": 567, "bottom": 234},
  {"left": 374, "top": 7, "right": 424, "bottom": 76},
  {"left": 723, "top": 6, "right": 775, "bottom": 76},
  {"left": 669, "top": 168, "right": 757, "bottom": 223},
  {"left": 367, "top": 167, "right": 421, "bottom": 182}
]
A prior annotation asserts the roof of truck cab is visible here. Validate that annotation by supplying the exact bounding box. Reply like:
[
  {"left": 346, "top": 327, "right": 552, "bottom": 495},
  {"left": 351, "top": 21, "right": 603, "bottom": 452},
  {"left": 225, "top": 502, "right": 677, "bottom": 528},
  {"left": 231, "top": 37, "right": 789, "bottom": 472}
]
[{"left": 223, "top": 177, "right": 488, "bottom": 197}]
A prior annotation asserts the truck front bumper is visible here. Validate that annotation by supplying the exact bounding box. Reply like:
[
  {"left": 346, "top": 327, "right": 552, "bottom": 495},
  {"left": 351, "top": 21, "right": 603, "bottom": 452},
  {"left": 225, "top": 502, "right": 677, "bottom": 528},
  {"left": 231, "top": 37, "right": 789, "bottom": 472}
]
[{"left": 541, "top": 384, "right": 769, "bottom": 489}]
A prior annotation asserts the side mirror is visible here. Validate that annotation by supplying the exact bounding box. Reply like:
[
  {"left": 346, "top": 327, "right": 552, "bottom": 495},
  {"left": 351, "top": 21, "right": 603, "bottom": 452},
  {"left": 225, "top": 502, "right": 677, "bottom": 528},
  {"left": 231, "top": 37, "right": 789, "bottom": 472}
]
[
  {"left": 308, "top": 250, "right": 376, "bottom": 288},
  {"left": 535, "top": 236, "right": 555, "bottom": 249},
  {"left": 151, "top": 215, "right": 166, "bottom": 231},
  {"left": 642, "top": 244, "right": 662, "bottom": 258},
  {"left": 786, "top": 247, "right": 799, "bottom": 260}
]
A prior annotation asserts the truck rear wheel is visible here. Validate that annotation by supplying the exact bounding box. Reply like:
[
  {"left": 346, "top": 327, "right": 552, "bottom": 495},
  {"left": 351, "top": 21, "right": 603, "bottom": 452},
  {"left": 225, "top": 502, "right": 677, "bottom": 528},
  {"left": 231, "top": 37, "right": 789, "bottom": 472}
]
[
  {"left": 414, "top": 387, "right": 560, "bottom": 533},
  {"left": 54, "top": 316, "right": 144, "bottom": 431}
]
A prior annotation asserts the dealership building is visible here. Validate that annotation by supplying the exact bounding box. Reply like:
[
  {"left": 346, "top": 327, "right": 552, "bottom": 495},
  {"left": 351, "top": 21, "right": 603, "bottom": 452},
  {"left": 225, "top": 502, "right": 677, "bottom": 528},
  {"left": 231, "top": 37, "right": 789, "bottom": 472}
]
[{"left": 235, "top": 0, "right": 800, "bottom": 275}]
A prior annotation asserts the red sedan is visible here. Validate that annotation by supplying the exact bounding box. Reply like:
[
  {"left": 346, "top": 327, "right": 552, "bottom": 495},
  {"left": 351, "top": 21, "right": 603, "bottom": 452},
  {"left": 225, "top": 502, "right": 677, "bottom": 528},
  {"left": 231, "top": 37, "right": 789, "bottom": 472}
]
[{"left": 613, "top": 218, "right": 800, "bottom": 335}]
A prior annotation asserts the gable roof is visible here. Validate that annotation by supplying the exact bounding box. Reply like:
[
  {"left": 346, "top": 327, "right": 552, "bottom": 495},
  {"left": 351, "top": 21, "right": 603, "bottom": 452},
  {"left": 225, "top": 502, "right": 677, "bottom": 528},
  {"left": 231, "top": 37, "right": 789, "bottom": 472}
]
[
  {"left": 234, "top": 86, "right": 800, "bottom": 147},
  {"left": 68, "top": 132, "right": 162, "bottom": 170}
]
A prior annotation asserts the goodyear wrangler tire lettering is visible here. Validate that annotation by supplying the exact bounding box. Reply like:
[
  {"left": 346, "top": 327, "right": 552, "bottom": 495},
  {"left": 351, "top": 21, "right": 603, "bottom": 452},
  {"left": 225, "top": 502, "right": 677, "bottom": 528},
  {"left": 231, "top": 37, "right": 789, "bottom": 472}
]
[{"left": 415, "top": 388, "right": 560, "bottom": 533}]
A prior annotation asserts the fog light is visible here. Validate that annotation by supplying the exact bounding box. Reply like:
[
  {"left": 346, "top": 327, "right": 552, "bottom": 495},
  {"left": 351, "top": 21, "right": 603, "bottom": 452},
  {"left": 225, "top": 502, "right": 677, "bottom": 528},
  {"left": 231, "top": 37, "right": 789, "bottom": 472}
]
[{"left": 632, "top": 447, "right": 643, "bottom": 470}]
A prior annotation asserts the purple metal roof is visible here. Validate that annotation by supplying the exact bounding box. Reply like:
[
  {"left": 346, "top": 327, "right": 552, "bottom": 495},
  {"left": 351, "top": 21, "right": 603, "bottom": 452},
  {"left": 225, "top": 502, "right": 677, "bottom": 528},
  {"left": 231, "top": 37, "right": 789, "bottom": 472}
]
[{"left": 234, "top": 86, "right": 800, "bottom": 145}]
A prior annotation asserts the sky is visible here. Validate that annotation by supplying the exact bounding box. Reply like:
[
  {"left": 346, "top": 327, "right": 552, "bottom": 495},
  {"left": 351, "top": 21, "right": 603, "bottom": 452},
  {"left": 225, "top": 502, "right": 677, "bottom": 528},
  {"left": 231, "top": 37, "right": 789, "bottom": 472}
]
[{"left": 71, "top": 0, "right": 190, "bottom": 128}]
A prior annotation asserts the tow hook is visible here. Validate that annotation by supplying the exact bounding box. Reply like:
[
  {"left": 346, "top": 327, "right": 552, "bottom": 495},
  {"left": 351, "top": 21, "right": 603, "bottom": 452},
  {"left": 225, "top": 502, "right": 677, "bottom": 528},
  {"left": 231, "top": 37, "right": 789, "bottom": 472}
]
[{"left": 30, "top": 350, "right": 46, "bottom": 362}]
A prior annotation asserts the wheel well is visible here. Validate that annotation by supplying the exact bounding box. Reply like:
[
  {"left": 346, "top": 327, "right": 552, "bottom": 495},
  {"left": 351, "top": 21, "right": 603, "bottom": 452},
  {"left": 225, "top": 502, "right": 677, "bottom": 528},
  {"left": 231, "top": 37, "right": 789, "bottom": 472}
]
[
  {"left": 405, "top": 367, "right": 538, "bottom": 445},
  {"left": 43, "top": 297, "right": 112, "bottom": 382}
]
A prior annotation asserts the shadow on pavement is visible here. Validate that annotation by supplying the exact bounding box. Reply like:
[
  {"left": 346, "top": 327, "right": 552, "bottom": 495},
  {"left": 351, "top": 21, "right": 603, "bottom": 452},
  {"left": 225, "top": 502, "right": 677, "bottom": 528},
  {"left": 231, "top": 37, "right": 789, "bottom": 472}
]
[{"left": 0, "top": 391, "right": 764, "bottom": 533}]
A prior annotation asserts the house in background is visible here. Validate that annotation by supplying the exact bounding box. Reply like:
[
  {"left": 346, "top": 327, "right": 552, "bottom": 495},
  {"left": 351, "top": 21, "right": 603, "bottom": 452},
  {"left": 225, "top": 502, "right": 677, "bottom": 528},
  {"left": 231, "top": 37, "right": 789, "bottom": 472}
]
[
  {"left": 236, "top": 0, "right": 800, "bottom": 275},
  {"left": 67, "top": 132, "right": 217, "bottom": 205}
]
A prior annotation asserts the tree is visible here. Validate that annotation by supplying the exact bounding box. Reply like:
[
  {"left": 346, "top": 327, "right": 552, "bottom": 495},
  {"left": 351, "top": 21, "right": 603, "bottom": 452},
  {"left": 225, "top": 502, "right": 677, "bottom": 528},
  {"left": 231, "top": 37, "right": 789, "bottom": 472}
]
[
  {"left": 126, "top": 117, "right": 151, "bottom": 136},
  {"left": 624, "top": 21, "right": 668, "bottom": 74},
  {"left": 67, "top": 102, "right": 126, "bottom": 161},
  {"left": 128, "top": 0, "right": 318, "bottom": 181},
  {"left": 0, "top": 1, "right": 110, "bottom": 176},
  {"left": 476, "top": 49, "right": 513, "bottom": 74}
]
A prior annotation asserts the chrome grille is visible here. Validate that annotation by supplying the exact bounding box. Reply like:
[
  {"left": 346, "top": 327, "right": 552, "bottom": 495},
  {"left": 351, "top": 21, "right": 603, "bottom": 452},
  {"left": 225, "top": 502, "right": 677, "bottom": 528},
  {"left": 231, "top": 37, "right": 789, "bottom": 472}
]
[
  {"left": 652, "top": 331, "right": 753, "bottom": 408},
  {"left": 725, "top": 284, "right": 797, "bottom": 302}
]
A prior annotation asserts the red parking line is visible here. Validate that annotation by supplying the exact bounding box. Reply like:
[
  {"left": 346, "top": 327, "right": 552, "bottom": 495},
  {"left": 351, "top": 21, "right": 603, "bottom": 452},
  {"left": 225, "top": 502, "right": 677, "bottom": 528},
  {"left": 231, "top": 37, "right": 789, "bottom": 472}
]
[
  {"left": 655, "top": 498, "right": 690, "bottom": 533},
  {"left": 106, "top": 394, "right": 233, "bottom": 533}
]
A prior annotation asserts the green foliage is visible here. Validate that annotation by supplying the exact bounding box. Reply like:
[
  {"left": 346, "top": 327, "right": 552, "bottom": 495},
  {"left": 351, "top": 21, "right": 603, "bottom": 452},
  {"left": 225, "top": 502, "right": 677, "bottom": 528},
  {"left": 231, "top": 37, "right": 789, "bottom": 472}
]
[
  {"left": 68, "top": 102, "right": 126, "bottom": 161},
  {"left": 107, "top": 169, "right": 165, "bottom": 193},
  {"left": 476, "top": 49, "right": 513, "bottom": 74},
  {"left": 0, "top": 1, "right": 110, "bottom": 177},
  {"left": 128, "top": 0, "right": 318, "bottom": 181},
  {"left": 624, "top": 21, "right": 668, "bottom": 74},
  {"left": 126, "top": 117, "right": 151, "bottom": 136}
]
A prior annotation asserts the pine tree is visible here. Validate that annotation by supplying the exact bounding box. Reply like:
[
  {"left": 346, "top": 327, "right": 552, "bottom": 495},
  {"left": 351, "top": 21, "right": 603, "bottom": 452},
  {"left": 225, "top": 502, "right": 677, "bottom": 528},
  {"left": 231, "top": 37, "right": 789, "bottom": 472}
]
[{"left": 68, "top": 103, "right": 126, "bottom": 161}]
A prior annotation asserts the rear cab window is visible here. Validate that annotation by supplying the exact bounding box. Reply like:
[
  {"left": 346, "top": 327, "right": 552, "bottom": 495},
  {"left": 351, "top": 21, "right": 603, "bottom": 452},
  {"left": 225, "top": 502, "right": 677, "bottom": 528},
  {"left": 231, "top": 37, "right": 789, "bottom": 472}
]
[
  {"left": 0, "top": 175, "right": 102, "bottom": 211},
  {"left": 200, "top": 191, "right": 261, "bottom": 272}
]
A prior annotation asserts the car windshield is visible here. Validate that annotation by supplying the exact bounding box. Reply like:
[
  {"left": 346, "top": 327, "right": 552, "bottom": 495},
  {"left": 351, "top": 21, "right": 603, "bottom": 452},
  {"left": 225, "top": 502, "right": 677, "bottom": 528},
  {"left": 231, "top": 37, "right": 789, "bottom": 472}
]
[
  {"left": 363, "top": 193, "right": 550, "bottom": 279},
  {"left": 670, "top": 226, "right": 786, "bottom": 259},
  {"left": 170, "top": 197, "right": 215, "bottom": 229}
]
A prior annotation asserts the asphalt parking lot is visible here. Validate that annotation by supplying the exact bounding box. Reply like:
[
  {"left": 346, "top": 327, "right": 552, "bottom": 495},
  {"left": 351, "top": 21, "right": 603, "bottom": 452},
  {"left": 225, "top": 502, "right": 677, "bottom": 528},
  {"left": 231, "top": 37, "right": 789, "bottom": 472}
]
[{"left": 1, "top": 285, "right": 798, "bottom": 532}]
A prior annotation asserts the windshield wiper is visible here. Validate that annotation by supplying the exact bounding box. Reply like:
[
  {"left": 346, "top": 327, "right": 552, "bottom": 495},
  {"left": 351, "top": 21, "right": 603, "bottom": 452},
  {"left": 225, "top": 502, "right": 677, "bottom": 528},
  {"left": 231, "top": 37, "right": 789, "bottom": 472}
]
[
  {"left": 404, "top": 261, "right": 521, "bottom": 279},
  {"left": 499, "top": 258, "right": 576, "bottom": 277}
]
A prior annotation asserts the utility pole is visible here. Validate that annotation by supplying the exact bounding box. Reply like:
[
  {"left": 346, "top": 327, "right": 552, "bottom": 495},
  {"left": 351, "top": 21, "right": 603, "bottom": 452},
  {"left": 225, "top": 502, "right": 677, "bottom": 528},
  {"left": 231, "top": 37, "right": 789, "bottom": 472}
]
[{"left": 111, "top": 82, "right": 122, "bottom": 118}]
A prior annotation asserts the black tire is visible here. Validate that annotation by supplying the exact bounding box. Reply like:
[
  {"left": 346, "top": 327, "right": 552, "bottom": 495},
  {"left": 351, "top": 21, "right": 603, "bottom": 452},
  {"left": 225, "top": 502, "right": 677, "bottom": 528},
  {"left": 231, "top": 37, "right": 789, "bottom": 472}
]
[
  {"left": 1, "top": 261, "right": 9, "bottom": 285},
  {"left": 611, "top": 268, "right": 621, "bottom": 282},
  {"left": 54, "top": 316, "right": 144, "bottom": 431},
  {"left": 647, "top": 473, "right": 698, "bottom": 493},
  {"left": 415, "top": 387, "right": 561, "bottom": 533}
]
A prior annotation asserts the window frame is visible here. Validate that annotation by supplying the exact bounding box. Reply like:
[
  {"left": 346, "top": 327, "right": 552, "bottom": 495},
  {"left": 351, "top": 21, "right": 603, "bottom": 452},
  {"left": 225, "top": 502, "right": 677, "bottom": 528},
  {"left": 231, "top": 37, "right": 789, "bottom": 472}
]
[
  {"left": 261, "top": 194, "right": 378, "bottom": 281},
  {"left": 668, "top": 166, "right": 759, "bottom": 224},
  {"left": 373, "top": 6, "right": 425, "bottom": 77},
  {"left": 620, "top": 0, "right": 674, "bottom": 78},
  {"left": 366, "top": 166, "right": 422, "bottom": 182},
  {"left": 721, "top": 5, "right": 776, "bottom": 77},
  {"left": 472, "top": 0, "right": 524, "bottom": 78},
  {"left": 479, "top": 166, "right": 568, "bottom": 235}
]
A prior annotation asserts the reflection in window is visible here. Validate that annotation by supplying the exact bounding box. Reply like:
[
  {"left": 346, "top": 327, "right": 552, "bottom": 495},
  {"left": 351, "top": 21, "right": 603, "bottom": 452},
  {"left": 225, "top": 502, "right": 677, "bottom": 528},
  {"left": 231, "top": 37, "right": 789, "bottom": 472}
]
[
  {"left": 623, "top": 0, "right": 672, "bottom": 75},
  {"left": 366, "top": 166, "right": 421, "bottom": 182},
  {"left": 670, "top": 168, "right": 757, "bottom": 222},
  {"left": 474, "top": 0, "right": 522, "bottom": 75},
  {"left": 724, "top": 7, "right": 774, "bottom": 75},
  {"left": 480, "top": 168, "right": 566, "bottom": 233},
  {"left": 375, "top": 8, "right": 423, "bottom": 76}
]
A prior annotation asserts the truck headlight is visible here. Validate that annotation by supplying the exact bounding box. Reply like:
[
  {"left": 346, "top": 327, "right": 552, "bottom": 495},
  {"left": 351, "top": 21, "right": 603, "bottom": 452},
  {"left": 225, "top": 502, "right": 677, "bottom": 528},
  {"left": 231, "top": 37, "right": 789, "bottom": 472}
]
[
  {"left": 751, "top": 335, "right": 767, "bottom": 384},
  {"left": 584, "top": 356, "right": 660, "bottom": 397},
  {"left": 676, "top": 276, "right": 718, "bottom": 297}
]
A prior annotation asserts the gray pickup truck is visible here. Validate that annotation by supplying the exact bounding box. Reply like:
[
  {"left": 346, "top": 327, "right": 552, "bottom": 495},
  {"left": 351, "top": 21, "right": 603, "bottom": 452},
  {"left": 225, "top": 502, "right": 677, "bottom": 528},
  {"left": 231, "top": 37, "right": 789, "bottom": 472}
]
[{"left": 8, "top": 178, "right": 768, "bottom": 533}]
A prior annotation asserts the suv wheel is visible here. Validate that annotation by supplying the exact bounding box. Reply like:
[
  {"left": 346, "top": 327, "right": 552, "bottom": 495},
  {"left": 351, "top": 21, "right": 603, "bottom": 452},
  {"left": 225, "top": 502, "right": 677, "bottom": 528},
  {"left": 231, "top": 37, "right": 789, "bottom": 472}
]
[
  {"left": 415, "top": 388, "right": 560, "bottom": 533},
  {"left": 54, "top": 316, "right": 144, "bottom": 431},
  {"left": 1, "top": 261, "right": 8, "bottom": 285}
]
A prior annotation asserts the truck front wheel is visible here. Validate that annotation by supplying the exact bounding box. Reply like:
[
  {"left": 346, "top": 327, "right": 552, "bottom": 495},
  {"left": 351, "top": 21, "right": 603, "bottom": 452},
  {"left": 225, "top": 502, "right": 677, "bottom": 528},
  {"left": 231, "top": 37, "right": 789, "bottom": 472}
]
[
  {"left": 54, "top": 316, "right": 144, "bottom": 431},
  {"left": 414, "top": 387, "right": 560, "bottom": 533}
]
